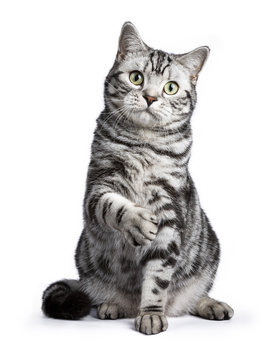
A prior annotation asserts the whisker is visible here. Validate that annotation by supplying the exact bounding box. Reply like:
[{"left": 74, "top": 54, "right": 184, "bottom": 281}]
[{"left": 99, "top": 105, "right": 130, "bottom": 130}]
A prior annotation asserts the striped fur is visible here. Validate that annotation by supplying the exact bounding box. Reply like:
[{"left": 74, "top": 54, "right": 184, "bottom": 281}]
[{"left": 42, "top": 22, "right": 233, "bottom": 334}]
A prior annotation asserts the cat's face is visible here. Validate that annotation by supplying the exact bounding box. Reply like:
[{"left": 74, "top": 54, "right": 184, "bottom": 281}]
[{"left": 105, "top": 22, "right": 209, "bottom": 129}]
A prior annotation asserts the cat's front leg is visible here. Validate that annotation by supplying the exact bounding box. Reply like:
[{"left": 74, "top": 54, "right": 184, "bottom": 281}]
[
  {"left": 135, "top": 227, "right": 180, "bottom": 335},
  {"left": 86, "top": 189, "right": 158, "bottom": 247}
]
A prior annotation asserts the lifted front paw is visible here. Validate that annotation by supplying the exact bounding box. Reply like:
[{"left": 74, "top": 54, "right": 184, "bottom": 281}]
[
  {"left": 122, "top": 206, "right": 158, "bottom": 247},
  {"left": 135, "top": 313, "right": 168, "bottom": 335}
]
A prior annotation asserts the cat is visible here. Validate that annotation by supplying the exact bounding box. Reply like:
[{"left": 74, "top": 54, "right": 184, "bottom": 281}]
[{"left": 42, "top": 22, "right": 234, "bottom": 335}]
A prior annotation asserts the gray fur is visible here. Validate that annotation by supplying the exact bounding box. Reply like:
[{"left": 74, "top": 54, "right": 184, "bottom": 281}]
[{"left": 43, "top": 22, "right": 233, "bottom": 334}]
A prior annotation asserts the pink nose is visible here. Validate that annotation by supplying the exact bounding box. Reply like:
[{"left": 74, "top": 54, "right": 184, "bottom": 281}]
[{"left": 143, "top": 95, "right": 158, "bottom": 107}]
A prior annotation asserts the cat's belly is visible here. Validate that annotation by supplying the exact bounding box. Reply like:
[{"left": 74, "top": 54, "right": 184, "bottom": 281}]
[
  {"left": 79, "top": 229, "right": 208, "bottom": 318},
  {"left": 78, "top": 229, "right": 143, "bottom": 314},
  {"left": 81, "top": 266, "right": 208, "bottom": 318},
  {"left": 80, "top": 258, "right": 143, "bottom": 317}
]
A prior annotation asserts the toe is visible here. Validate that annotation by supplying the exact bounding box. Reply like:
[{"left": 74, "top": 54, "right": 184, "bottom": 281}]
[
  {"left": 212, "top": 303, "right": 227, "bottom": 320},
  {"left": 141, "top": 315, "right": 152, "bottom": 335},
  {"left": 160, "top": 314, "right": 168, "bottom": 331},
  {"left": 219, "top": 301, "right": 234, "bottom": 319},
  {"left": 135, "top": 315, "right": 142, "bottom": 331},
  {"left": 108, "top": 304, "right": 118, "bottom": 320},
  {"left": 97, "top": 303, "right": 108, "bottom": 319},
  {"left": 151, "top": 315, "right": 162, "bottom": 334}
]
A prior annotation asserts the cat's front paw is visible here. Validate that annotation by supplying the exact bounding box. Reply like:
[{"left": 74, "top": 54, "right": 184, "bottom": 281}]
[
  {"left": 121, "top": 206, "right": 158, "bottom": 247},
  {"left": 135, "top": 312, "right": 168, "bottom": 335}
]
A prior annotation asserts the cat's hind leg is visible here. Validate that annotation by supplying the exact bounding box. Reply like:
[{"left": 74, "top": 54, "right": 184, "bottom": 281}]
[
  {"left": 42, "top": 279, "right": 91, "bottom": 320},
  {"left": 191, "top": 296, "right": 234, "bottom": 320}
]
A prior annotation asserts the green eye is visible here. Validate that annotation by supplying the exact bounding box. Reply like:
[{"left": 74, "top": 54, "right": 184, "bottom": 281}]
[
  {"left": 164, "top": 81, "right": 179, "bottom": 95},
  {"left": 129, "top": 71, "right": 144, "bottom": 85}
]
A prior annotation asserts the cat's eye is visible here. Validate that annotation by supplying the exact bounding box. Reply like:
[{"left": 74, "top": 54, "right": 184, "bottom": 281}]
[
  {"left": 129, "top": 71, "right": 144, "bottom": 86},
  {"left": 164, "top": 81, "right": 179, "bottom": 95}
]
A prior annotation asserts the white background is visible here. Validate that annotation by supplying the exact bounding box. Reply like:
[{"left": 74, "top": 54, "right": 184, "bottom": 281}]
[{"left": 1, "top": 0, "right": 269, "bottom": 359}]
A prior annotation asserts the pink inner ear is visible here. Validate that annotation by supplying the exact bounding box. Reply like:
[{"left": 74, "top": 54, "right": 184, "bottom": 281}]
[
  {"left": 117, "top": 50, "right": 125, "bottom": 61},
  {"left": 190, "top": 74, "right": 198, "bottom": 85}
]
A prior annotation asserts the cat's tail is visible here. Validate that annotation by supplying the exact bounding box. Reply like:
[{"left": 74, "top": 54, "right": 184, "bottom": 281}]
[{"left": 42, "top": 279, "right": 91, "bottom": 320}]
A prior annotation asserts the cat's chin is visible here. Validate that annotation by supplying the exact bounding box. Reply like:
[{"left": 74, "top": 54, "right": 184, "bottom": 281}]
[{"left": 129, "top": 109, "right": 161, "bottom": 128}]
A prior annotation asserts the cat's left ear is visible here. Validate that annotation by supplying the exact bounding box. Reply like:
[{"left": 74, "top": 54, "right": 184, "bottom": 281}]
[
  {"left": 117, "top": 22, "right": 149, "bottom": 60},
  {"left": 178, "top": 46, "right": 210, "bottom": 84}
]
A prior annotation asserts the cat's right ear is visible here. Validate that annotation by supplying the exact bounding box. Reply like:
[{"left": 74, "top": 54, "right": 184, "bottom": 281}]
[
  {"left": 117, "top": 22, "right": 149, "bottom": 60},
  {"left": 178, "top": 46, "right": 210, "bottom": 84}
]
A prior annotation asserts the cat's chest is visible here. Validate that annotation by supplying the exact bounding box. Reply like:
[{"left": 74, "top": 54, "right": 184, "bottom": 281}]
[
  {"left": 124, "top": 151, "right": 183, "bottom": 206},
  {"left": 127, "top": 151, "right": 171, "bottom": 179}
]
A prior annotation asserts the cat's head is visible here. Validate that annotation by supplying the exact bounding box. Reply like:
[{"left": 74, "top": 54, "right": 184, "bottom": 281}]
[{"left": 104, "top": 22, "right": 209, "bottom": 128}]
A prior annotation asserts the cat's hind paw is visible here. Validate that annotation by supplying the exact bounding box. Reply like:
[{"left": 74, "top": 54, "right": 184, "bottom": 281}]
[
  {"left": 193, "top": 296, "right": 234, "bottom": 321},
  {"left": 97, "top": 303, "right": 124, "bottom": 320}
]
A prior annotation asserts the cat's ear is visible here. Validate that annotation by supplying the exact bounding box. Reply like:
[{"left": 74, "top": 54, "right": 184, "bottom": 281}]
[
  {"left": 178, "top": 46, "right": 210, "bottom": 84},
  {"left": 117, "top": 22, "right": 149, "bottom": 60}
]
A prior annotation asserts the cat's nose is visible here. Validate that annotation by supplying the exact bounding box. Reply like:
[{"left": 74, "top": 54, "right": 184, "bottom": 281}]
[{"left": 143, "top": 95, "right": 158, "bottom": 107}]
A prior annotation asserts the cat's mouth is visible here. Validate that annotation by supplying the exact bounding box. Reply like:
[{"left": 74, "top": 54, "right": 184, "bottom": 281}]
[
  {"left": 145, "top": 107, "right": 162, "bottom": 121},
  {"left": 130, "top": 109, "right": 164, "bottom": 129},
  {"left": 134, "top": 106, "right": 158, "bottom": 119}
]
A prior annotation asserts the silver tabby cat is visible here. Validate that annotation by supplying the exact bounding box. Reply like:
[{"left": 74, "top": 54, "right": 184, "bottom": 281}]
[{"left": 42, "top": 22, "right": 234, "bottom": 335}]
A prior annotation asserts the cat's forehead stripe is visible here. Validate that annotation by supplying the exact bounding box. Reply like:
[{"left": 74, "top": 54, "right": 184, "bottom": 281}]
[{"left": 147, "top": 50, "right": 172, "bottom": 75}]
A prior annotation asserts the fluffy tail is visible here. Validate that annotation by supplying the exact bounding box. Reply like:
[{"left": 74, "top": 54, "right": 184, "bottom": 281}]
[{"left": 42, "top": 279, "right": 91, "bottom": 320}]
